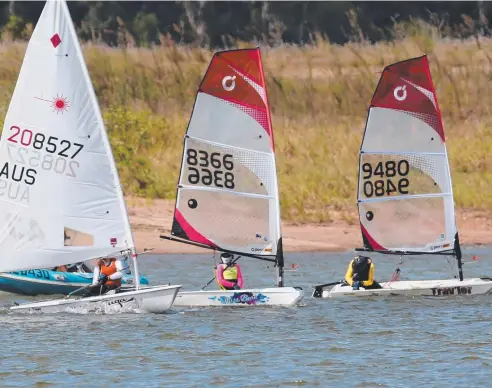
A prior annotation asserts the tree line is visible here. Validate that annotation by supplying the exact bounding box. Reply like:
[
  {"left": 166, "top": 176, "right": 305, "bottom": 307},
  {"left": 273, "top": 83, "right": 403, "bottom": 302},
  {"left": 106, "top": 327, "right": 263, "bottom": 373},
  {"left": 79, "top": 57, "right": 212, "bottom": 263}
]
[{"left": 2, "top": 1, "right": 490, "bottom": 46}]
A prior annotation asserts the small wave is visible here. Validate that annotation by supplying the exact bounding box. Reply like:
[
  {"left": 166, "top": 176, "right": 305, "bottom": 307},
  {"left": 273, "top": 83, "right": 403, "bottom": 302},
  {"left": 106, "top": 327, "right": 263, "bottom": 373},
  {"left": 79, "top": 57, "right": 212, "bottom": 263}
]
[
  {"left": 282, "top": 380, "right": 311, "bottom": 386},
  {"left": 460, "top": 355, "right": 482, "bottom": 361},
  {"left": 67, "top": 370, "right": 86, "bottom": 376},
  {"left": 372, "top": 330, "right": 396, "bottom": 336}
]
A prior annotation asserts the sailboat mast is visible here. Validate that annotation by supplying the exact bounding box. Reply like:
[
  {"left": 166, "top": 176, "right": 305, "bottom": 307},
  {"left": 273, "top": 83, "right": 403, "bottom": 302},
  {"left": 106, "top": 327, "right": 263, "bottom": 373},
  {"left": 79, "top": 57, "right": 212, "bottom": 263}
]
[
  {"left": 258, "top": 48, "right": 284, "bottom": 287},
  {"left": 276, "top": 238, "right": 284, "bottom": 287},
  {"left": 455, "top": 232, "right": 464, "bottom": 281},
  {"left": 130, "top": 247, "right": 141, "bottom": 289}
]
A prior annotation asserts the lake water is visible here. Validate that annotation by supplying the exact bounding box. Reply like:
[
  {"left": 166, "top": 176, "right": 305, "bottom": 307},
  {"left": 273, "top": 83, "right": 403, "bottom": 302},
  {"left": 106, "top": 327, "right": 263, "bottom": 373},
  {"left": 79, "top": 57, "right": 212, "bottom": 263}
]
[{"left": 1, "top": 246, "right": 492, "bottom": 387}]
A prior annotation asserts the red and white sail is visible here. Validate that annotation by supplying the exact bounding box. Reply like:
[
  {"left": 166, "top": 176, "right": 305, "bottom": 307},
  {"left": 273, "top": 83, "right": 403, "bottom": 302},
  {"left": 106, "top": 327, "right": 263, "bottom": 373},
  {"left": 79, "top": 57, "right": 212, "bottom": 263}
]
[
  {"left": 358, "top": 55, "right": 456, "bottom": 253},
  {"left": 171, "top": 48, "right": 281, "bottom": 256}
]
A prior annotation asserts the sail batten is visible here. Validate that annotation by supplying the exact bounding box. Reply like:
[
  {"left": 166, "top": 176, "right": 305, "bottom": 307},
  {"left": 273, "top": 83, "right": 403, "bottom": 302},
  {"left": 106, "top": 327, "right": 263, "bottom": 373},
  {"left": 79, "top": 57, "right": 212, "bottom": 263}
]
[
  {"left": 171, "top": 48, "right": 281, "bottom": 257},
  {"left": 358, "top": 56, "right": 457, "bottom": 254},
  {"left": 359, "top": 192, "right": 453, "bottom": 204},
  {"left": 362, "top": 151, "right": 447, "bottom": 156},
  {"left": 178, "top": 185, "right": 276, "bottom": 200},
  {"left": 186, "top": 135, "right": 274, "bottom": 157}
]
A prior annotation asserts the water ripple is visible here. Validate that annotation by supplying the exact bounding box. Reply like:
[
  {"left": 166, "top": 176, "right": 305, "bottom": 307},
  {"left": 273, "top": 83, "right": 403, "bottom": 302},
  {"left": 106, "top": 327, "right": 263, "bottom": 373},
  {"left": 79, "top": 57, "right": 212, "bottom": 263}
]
[{"left": 1, "top": 250, "right": 492, "bottom": 386}]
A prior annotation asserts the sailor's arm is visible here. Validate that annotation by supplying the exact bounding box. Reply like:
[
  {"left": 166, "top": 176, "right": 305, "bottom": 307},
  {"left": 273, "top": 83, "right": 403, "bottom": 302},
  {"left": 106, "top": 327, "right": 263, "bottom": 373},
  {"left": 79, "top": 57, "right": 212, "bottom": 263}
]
[
  {"left": 345, "top": 260, "right": 354, "bottom": 286},
  {"left": 236, "top": 265, "right": 244, "bottom": 288},
  {"left": 361, "top": 263, "right": 375, "bottom": 287},
  {"left": 92, "top": 265, "right": 100, "bottom": 285},
  {"left": 108, "top": 259, "right": 124, "bottom": 281}
]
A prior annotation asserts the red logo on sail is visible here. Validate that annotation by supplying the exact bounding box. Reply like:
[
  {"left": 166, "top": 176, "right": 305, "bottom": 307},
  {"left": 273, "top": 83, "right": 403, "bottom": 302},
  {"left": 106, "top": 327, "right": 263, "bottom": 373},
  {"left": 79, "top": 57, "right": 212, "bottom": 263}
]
[
  {"left": 110, "top": 237, "right": 117, "bottom": 247},
  {"left": 34, "top": 94, "right": 70, "bottom": 114},
  {"left": 50, "top": 33, "right": 61, "bottom": 48},
  {"left": 52, "top": 95, "right": 70, "bottom": 114}
]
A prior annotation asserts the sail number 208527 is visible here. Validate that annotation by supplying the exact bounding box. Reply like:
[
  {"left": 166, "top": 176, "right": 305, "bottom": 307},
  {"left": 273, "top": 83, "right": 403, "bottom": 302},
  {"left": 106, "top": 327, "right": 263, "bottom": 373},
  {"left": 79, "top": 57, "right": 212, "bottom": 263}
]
[
  {"left": 186, "top": 148, "right": 235, "bottom": 189},
  {"left": 8, "top": 126, "right": 84, "bottom": 159},
  {"left": 361, "top": 160, "right": 409, "bottom": 197}
]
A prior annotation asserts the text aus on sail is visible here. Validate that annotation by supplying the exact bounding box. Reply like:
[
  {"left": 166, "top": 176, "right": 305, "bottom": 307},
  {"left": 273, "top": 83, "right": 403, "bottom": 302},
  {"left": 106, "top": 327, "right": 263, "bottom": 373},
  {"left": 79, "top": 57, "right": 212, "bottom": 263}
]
[{"left": 1, "top": 124, "right": 84, "bottom": 205}]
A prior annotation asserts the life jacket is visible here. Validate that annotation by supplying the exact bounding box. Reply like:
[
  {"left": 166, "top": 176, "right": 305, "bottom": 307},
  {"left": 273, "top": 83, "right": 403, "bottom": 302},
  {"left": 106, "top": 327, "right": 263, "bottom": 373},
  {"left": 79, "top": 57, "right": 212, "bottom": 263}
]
[
  {"left": 222, "top": 265, "right": 238, "bottom": 282},
  {"left": 215, "top": 263, "right": 239, "bottom": 290},
  {"left": 99, "top": 258, "right": 121, "bottom": 287},
  {"left": 352, "top": 256, "right": 371, "bottom": 281}
]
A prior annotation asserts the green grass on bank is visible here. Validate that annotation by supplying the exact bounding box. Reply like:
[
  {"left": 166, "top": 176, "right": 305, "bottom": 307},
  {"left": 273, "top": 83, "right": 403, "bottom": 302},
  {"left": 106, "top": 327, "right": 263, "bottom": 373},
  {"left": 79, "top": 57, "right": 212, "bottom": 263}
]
[{"left": 0, "top": 34, "right": 492, "bottom": 222}]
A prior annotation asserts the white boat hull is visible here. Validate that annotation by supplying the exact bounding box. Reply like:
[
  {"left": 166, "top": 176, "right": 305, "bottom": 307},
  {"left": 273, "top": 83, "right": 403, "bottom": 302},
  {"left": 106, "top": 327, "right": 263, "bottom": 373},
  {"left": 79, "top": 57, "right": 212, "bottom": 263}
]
[
  {"left": 321, "top": 278, "right": 492, "bottom": 298},
  {"left": 10, "top": 285, "right": 182, "bottom": 314},
  {"left": 173, "top": 287, "right": 304, "bottom": 307}
]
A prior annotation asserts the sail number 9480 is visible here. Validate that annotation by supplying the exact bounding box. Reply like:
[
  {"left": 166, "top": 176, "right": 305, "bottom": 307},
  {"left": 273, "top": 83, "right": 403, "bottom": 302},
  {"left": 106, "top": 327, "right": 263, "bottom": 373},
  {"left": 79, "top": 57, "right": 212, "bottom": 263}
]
[
  {"left": 361, "top": 160, "right": 409, "bottom": 197},
  {"left": 186, "top": 149, "right": 235, "bottom": 189}
]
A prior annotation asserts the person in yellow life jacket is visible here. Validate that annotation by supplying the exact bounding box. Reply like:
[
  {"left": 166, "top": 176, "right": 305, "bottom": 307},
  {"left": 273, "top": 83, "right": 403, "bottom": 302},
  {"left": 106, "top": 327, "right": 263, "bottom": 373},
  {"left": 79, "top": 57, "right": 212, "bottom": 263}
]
[
  {"left": 215, "top": 253, "right": 244, "bottom": 290},
  {"left": 86, "top": 257, "right": 124, "bottom": 296},
  {"left": 345, "top": 255, "right": 382, "bottom": 290}
]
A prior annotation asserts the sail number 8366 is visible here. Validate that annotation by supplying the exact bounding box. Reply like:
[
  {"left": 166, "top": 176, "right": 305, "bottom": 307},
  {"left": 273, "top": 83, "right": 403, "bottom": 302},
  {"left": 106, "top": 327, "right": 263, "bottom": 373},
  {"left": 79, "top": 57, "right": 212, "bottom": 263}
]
[
  {"left": 186, "top": 149, "right": 235, "bottom": 189},
  {"left": 361, "top": 160, "right": 410, "bottom": 197}
]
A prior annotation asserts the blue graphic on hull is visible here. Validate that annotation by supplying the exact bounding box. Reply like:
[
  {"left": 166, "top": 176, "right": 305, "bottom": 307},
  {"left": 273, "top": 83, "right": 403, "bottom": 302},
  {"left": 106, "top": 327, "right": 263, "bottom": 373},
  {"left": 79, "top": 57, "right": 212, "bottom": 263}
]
[
  {"left": 0, "top": 270, "right": 149, "bottom": 296},
  {"left": 209, "top": 292, "right": 269, "bottom": 305}
]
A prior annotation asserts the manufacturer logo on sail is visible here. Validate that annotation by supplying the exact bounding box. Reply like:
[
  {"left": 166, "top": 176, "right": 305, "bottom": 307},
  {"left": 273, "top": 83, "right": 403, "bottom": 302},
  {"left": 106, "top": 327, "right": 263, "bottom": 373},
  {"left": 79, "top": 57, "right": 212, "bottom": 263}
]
[
  {"left": 222, "top": 75, "right": 236, "bottom": 91},
  {"left": 393, "top": 85, "right": 407, "bottom": 101}
]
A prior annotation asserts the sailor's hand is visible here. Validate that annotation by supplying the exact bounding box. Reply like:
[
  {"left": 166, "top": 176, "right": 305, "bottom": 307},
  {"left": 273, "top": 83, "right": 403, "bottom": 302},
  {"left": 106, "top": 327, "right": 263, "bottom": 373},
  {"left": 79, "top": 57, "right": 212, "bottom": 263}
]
[
  {"left": 99, "top": 274, "right": 108, "bottom": 285},
  {"left": 233, "top": 285, "right": 240, "bottom": 290}
]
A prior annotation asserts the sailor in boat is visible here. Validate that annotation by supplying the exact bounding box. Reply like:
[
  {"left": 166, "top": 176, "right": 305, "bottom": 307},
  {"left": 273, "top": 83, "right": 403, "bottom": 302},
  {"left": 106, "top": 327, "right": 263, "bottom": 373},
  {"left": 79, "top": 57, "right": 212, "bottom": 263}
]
[
  {"left": 215, "top": 253, "right": 244, "bottom": 291},
  {"left": 344, "top": 255, "right": 382, "bottom": 290},
  {"left": 53, "top": 262, "right": 92, "bottom": 273},
  {"left": 52, "top": 231, "right": 92, "bottom": 273},
  {"left": 86, "top": 257, "right": 124, "bottom": 296}
]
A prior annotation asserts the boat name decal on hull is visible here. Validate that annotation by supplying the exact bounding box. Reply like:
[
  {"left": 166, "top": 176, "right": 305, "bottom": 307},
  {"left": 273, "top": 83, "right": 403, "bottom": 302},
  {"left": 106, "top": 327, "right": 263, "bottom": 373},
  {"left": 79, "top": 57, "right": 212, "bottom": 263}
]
[
  {"left": 431, "top": 286, "right": 472, "bottom": 296},
  {"left": 209, "top": 292, "right": 269, "bottom": 305}
]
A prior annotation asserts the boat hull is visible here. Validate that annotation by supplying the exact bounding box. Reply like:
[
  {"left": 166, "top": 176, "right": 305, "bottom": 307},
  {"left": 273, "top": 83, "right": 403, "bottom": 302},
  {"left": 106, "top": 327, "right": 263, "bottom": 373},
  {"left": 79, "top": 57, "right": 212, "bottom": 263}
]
[
  {"left": 321, "top": 278, "right": 492, "bottom": 298},
  {"left": 10, "top": 285, "right": 181, "bottom": 314},
  {"left": 173, "top": 287, "right": 304, "bottom": 307},
  {"left": 0, "top": 270, "right": 149, "bottom": 296}
]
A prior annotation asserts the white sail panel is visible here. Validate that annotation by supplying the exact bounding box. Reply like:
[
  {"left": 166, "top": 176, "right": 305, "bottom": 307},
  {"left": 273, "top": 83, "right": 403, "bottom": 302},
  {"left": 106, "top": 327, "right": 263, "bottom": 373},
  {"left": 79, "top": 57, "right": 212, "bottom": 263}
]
[
  {"left": 358, "top": 56, "right": 456, "bottom": 253},
  {"left": 362, "top": 108, "right": 446, "bottom": 153},
  {"left": 0, "top": 0, "right": 134, "bottom": 271},
  {"left": 171, "top": 49, "right": 281, "bottom": 256}
]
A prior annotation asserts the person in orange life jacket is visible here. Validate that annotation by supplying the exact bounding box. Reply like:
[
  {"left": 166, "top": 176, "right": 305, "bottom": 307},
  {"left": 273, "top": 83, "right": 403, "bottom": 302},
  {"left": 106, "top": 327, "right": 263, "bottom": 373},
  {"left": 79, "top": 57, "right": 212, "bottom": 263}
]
[
  {"left": 86, "top": 257, "right": 124, "bottom": 296},
  {"left": 215, "top": 252, "right": 244, "bottom": 290},
  {"left": 344, "top": 255, "right": 382, "bottom": 290}
]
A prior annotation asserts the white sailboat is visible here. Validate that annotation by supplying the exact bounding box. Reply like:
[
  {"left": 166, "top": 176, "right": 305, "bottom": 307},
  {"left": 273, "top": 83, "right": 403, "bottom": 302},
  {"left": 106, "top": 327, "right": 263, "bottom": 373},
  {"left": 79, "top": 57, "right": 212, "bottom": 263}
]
[
  {"left": 313, "top": 55, "right": 492, "bottom": 299},
  {"left": 161, "top": 48, "right": 304, "bottom": 307},
  {"left": 5, "top": 0, "right": 181, "bottom": 313}
]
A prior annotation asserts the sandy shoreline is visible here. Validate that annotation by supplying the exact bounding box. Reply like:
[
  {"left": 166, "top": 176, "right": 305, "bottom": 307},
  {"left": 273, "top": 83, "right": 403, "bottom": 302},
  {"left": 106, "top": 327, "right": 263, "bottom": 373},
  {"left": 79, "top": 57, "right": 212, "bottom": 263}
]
[{"left": 126, "top": 197, "right": 492, "bottom": 254}]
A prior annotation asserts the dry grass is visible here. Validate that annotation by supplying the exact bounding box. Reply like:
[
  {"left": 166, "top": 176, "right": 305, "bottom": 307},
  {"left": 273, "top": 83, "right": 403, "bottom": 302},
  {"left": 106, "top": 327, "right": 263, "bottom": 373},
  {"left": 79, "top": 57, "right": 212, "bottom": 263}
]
[{"left": 0, "top": 33, "right": 491, "bottom": 223}]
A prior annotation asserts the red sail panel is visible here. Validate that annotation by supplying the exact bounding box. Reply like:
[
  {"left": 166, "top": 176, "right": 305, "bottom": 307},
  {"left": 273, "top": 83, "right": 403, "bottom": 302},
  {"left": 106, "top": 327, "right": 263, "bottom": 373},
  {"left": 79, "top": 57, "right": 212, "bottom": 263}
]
[
  {"left": 371, "top": 55, "right": 445, "bottom": 142},
  {"left": 199, "top": 48, "right": 274, "bottom": 147},
  {"left": 171, "top": 208, "right": 218, "bottom": 248},
  {"left": 360, "top": 223, "right": 386, "bottom": 251}
]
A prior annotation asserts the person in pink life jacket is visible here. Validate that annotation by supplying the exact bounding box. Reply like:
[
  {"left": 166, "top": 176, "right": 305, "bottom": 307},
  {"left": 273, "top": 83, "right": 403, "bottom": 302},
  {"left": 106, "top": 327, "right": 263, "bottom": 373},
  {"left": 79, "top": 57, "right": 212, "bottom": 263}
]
[{"left": 215, "top": 252, "right": 244, "bottom": 290}]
